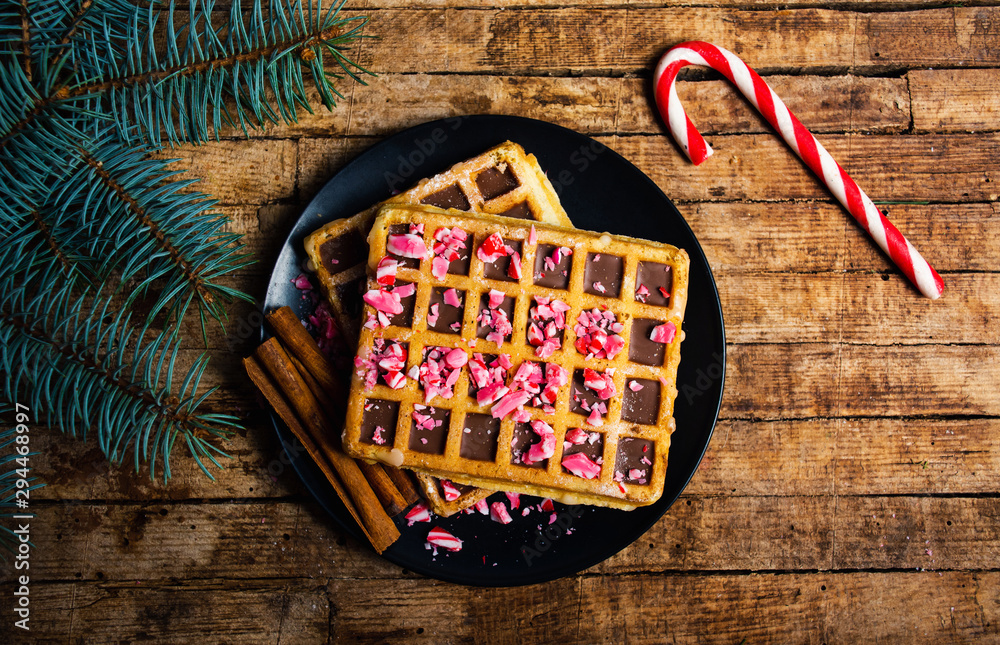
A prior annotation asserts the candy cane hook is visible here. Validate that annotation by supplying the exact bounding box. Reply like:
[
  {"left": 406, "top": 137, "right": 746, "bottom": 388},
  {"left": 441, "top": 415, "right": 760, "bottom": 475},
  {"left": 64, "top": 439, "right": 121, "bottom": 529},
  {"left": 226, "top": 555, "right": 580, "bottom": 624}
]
[{"left": 653, "top": 41, "right": 944, "bottom": 299}]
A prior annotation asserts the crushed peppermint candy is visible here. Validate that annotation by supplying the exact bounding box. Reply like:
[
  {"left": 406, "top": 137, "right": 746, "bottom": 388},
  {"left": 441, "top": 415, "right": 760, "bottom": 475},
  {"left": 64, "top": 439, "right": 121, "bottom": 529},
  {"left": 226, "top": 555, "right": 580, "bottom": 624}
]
[
  {"left": 505, "top": 491, "right": 521, "bottom": 509},
  {"left": 649, "top": 321, "right": 677, "bottom": 344},
  {"left": 440, "top": 480, "right": 462, "bottom": 502},
  {"left": 354, "top": 338, "right": 408, "bottom": 390},
  {"left": 478, "top": 290, "right": 513, "bottom": 345},
  {"left": 524, "top": 419, "right": 556, "bottom": 464},
  {"left": 564, "top": 428, "right": 589, "bottom": 445},
  {"left": 542, "top": 246, "right": 573, "bottom": 273},
  {"left": 628, "top": 380, "right": 644, "bottom": 392},
  {"left": 376, "top": 256, "right": 398, "bottom": 286},
  {"left": 562, "top": 452, "right": 602, "bottom": 479},
  {"left": 474, "top": 498, "right": 490, "bottom": 515},
  {"left": 418, "top": 346, "right": 468, "bottom": 403},
  {"left": 490, "top": 501, "right": 513, "bottom": 524},
  {"left": 468, "top": 353, "right": 511, "bottom": 405},
  {"left": 405, "top": 503, "right": 431, "bottom": 525},
  {"left": 291, "top": 273, "right": 312, "bottom": 290},
  {"left": 443, "top": 288, "right": 463, "bottom": 308},
  {"left": 527, "top": 297, "right": 569, "bottom": 358},
  {"left": 431, "top": 226, "right": 469, "bottom": 280},
  {"left": 573, "top": 308, "right": 625, "bottom": 359},
  {"left": 477, "top": 232, "right": 508, "bottom": 263},
  {"left": 426, "top": 303, "right": 440, "bottom": 327},
  {"left": 528, "top": 224, "right": 538, "bottom": 245},
  {"left": 635, "top": 283, "right": 650, "bottom": 303},
  {"left": 387, "top": 231, "right": 428, "bottom": 259},
  {"left": 426, "top": 526, "right": 463, "bottom": 552}
]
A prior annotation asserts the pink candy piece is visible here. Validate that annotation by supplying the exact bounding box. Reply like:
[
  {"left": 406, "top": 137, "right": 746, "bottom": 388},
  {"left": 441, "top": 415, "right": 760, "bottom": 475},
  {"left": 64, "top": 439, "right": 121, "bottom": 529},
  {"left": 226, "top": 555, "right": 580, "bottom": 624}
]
[
  {"left": 649, "top": 322, "right": 677, "bottom": 344},
  {"left": 387, "top": 233, "right": 428, "bottom": 259},
  {"left": 490, "top": 502, "right": 513, "bottom": 524},
  {"left": 653, "top": 40, "right": 943, "bottom": 300},
  {"left": 376, "top": 256, "right": 398, "bottom": 286},
  {"left": 505, "top": 491, "right": 521, "bottom": 509},
  {"left": 562, "top": 452, "right": 602, "bottom": 479},
  {"left": 405, "top": 503, "right": 431, "bottom": 525},
  {"left": 474, "top": 498, "right": 490, "bottom": 515},
  {"left": 443, "top": 288, "right": 463, "bottom": 308},
  {"left": 427, "top": 526, "right": 463, "bottom": 552},
  {"left": 363, "top": 289, "right": 403, "bottom": 316},
  {"left": 477, "top": 232, "right": 507, "bottom": 263},
  {"left": 440, "top": 480, "right": 462, "bottom": 502}
]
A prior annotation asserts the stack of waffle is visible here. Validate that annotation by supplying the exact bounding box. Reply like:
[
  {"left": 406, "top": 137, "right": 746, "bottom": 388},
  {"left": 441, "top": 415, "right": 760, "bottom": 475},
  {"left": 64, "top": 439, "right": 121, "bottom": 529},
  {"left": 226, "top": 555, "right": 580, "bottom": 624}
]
[{"left": 304, "top": 141, "right": 688, "bottom": 512}]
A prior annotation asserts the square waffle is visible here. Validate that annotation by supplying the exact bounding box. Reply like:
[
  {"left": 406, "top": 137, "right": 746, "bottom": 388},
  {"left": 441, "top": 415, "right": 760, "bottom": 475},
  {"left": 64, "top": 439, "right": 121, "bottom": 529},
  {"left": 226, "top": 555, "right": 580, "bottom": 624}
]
[
  {"left": 342, "top": 204, "right": 690, "bottom": 510},
  {"left": 303, "top": 141, "right": 575, "bottom": 516},
  {"left": 303, "top": 140, "right": 574, "bottom": 344}
]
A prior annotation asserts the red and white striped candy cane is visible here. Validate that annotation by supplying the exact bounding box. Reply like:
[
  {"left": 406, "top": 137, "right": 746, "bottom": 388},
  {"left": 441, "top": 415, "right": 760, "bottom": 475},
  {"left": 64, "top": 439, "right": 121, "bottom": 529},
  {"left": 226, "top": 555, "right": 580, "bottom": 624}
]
[{"left": 653, "top": 41, "right": 944, "bottom": 299}]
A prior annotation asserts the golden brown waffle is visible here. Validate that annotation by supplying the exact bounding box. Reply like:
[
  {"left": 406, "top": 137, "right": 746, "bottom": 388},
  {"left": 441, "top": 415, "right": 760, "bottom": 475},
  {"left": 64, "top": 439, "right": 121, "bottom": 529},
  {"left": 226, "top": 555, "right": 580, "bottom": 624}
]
[
  {"left": 303, "top": 141, "right": 573, "bottom": 344},
  {"left": 414, "top": 474, "right": 493, "bottom": 518},
  {"left": 342, "top": 204, "right": 690, "bottom": 510}
]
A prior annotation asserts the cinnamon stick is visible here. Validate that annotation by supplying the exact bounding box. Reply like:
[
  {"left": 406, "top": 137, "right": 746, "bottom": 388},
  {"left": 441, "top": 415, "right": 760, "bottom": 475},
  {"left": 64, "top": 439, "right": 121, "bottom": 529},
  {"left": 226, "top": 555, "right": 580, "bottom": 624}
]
[
  {"left": 253, "top": 338, "right": 400, "bottom": 553},
  {"left": 383, "top": 464, "right": 422, "bottom": 507},
  {"left": 356, "top": 461, "right": 408, "bottom": 517},
  {"left": 243, "top": 356, "right": 376, "bottom": 544}
]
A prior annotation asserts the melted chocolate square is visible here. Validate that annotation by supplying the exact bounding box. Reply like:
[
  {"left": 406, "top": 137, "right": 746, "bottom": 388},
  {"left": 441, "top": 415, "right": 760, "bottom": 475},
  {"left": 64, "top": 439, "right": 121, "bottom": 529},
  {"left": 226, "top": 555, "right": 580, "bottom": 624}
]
[
  {"left": 569, "top": 368, "right": 607, "bottom": 417},
  {"left": 360, "top": 399, "right": 399, "bottom": 447},
  {"left": 459, "top": 413, "right": 500, "bottom": 461},
  {"left": 635, "top": 261, "right": 673, "bottom": 307},
  {"left": 510, "top": 422, "right": 547, "bottom": 469},
  {"left": 427, "top": 287, "right": 465, "bottom": 335},
  {"left": 475, "top": 165, "right": 519, "bottom": 200},
  {"left": 629, "top": 318, "right": 667, "bottom": 366},
  {"left": 533, "top": 243, "right": 572, "bottom": 290},
  {"left": 388, "top": 281, "right": 416, "bottom": 328},
  {"left": 408, "top": 405, "right": 450, "bottom": 455},
  {"left": 482, "top": 239, "right": 523, "bottom": 282},
  {"left": 616, "top": 437, "right": 655, "bottom": 485},
  {"left": 477, "top": 293, "right": 516, "bottom": 341},
  {"left": 561, "top": 430, "right": 604, "bottom": 477},
  {"left": 499, "top": 201, "right": 532, "bottom": 219},
  {"left": 622, "top": 378, "right": 661, "bottom": 425},
  {"left": 446, "top": 231, "right": 472, "bottom": 276},
  {"left": 319, "top": 229, "right": 366, "bottom": 275},
  {"left": 421, "top": 184, "right": 470, "bottom": 211},
  {"left": 335, "top": 276, "right": 366, "bottom": 318},
  {"left": 386, "top": 224, "right": 422, "bottom": 269},
  {"left": 583, "top": 253, "right": 623, "bottom": 298}
]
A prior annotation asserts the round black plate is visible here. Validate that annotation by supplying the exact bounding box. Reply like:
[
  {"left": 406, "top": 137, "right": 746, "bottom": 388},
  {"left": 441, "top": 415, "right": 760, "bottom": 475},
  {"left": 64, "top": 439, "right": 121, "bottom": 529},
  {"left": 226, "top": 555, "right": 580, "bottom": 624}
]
[{"left": 263, "top": 115, "right": 725, "bottom": 586}]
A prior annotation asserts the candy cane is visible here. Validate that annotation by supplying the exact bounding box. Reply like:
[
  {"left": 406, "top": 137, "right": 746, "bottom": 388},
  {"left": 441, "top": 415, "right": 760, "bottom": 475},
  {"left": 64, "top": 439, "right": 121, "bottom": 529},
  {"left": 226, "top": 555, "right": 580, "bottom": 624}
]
[{"left": 653, "top": 41, "right": 944, "bottom": 299}]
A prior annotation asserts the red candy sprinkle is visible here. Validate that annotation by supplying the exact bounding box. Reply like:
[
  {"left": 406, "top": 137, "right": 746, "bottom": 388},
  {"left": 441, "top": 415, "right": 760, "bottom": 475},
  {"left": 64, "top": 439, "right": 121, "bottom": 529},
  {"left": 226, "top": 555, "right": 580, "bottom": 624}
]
[
  {"left": 477, "top": 232, "right": 507, "bottom": 263},
  {"left": 573, "top": 308, "right": 625, "bottom": 359},
  {"left": 562, "top": 452, "right": 602, "bottom": 479}
]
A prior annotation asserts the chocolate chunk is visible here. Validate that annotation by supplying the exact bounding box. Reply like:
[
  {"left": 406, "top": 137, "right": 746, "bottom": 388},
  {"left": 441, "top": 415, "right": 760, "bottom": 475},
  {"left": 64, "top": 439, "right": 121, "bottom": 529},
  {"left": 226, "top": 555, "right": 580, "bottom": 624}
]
[
  {"left": 629, "top": 318, "right": 667, "bottom": 366},
  {"left": 569, "top": 368, "right": 606, "bottom": 417},
  {"left": 387, "top": 224, "right": 421, "bottom": 269},
  {"left": 319, "top": 229, "right": 366, "bottom": 275},
  {"left": 477, "top": 293, "right": 516, "bottom": 341},
  {"left": 533, "top": 243, "right": 572, "bottom": 290},
  {"left": 408, "top": 405, "right": 450, "bottom": 455},
  {"left": 510, "top": 422, "right": 547, "bottom": 468},
  {"left": 561, "top": 430, "right": 604, "bottom": 476},
  {"left": 616, "top": 437, "right": 655, "bottom": 484},
  {"left": 475, "top": 165, "right": 519, "bottom": 200},
  {"left": 360, "top": 399, "right": 399, "bottom": 446},
  {"left": 335, "top": 276, "right": 366, "bottom": 318},
  {"left": 459, "top": 413, "right": 499, "bottom": 461},
  {"left": 635, "top": 261, "right": 673, "bottom": 307},
  {"left": 388, "top": 281, "right": 416, "bottom": 327},
  {"left": 427, "top": 287, "right": 465, "bottom": 335},
  {"left": 622, "top": 378, "right": 661, "bottom": 425},
  {"left": 583, "top": 253, "right": 623, "bottom": 298},
  {"left": 498, "top": 201, "right": 532, "bottom": 219},
  {"left": 421, "top": 184, "right": 470, "bottom": 211},
  {"left": 482, "top": 239, "right": 522, "bottom": 282}
]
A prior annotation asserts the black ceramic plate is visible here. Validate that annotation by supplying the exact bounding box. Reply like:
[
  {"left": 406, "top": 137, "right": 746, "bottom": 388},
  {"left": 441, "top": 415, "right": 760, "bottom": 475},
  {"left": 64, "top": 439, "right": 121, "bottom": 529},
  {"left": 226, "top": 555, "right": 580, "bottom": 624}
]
[{"left": 263, "top": 115, "right": 725, "bottom": 586}]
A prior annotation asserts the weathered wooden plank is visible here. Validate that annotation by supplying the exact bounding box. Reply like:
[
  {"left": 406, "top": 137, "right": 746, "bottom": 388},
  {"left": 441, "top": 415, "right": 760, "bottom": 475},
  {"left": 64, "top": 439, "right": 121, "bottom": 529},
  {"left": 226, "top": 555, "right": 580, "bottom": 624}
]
[
  {"left": 0, "top": 580, "right": 329, "bottom": 644},
  {"left": 322, "top": 572, "right": 999, "bottom": 643},
  {"left": 20, "top": 494, "right": 1000, "bottom": 584},
  {"left": 215, "top": 72, "right": 910, "bottom": 139},
  {"left": 353, "top": 7, "right": 1000, "bottom": 75},
  {"left": 691, "top": 417, "right": 1000, "bottom": 498},
  {"left": 910, "top": 68, "right": 1000, "bottom": 133},
  {"left": 599, "top": 133, "right": 1000, "bottom": 204}
]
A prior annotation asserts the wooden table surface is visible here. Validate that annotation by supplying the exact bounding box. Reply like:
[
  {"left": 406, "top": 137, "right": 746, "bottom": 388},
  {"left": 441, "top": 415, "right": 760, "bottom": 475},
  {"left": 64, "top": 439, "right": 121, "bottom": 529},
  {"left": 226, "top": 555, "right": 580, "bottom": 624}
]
[{"left": 4, "top": 1, "right": 1000, "bottom": 642}]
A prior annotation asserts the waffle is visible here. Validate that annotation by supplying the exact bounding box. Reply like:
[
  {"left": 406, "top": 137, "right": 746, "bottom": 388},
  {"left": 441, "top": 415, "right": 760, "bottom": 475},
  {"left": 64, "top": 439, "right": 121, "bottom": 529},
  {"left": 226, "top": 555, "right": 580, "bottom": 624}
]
[
  {"left": 342, "top": 204, "right": 690, "bottom": 510},
  {"left": 303, "top": 141, "right": 573, "bottom": 344},
  {"left": 415, "top": 475, "right": 493, "bottom": 518}
]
